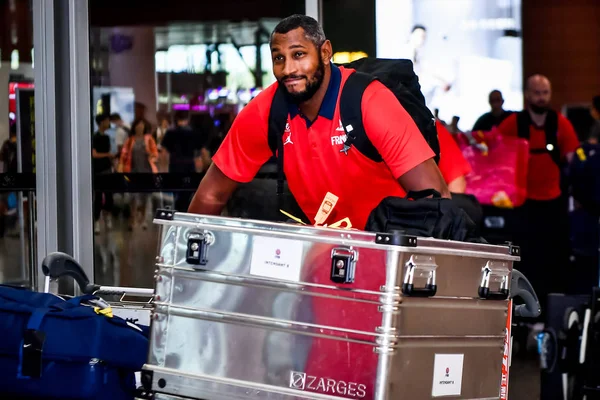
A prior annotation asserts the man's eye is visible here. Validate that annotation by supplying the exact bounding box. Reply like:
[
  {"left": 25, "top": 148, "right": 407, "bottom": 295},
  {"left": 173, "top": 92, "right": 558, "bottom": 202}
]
[
  {"left": 273, "top": 55, "right": 283, "bottom": 62},
  {"left": 295, "top": 52, "right": 304, "bottom": 57}
]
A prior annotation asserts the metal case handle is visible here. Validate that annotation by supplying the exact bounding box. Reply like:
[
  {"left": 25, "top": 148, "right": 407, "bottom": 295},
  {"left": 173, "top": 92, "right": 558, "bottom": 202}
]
[
  {"left": 478, "top": 261, "right": 510, "bottom": 300},
  {"left": 402, "top": 255, "right": 437, "bottom": 297}
]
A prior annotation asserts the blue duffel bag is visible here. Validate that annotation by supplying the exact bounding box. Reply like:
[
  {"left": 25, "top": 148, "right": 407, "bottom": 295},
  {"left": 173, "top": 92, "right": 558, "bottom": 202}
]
[{"left": 0, "top": 285, "right": 149, "bottom": 399}]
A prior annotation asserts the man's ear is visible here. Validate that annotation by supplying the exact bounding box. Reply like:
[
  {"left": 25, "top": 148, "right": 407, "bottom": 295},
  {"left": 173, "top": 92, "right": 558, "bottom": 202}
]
[{"left": 321, "top": 40, "right": 333, "bottom": 64}]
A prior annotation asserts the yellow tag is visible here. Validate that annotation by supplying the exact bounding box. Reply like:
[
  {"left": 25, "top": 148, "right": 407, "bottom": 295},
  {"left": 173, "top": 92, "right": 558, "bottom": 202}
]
[
  {"left": 94, "top": 306, "right": 114, "bottom": 318},
  {"left": 577, "top": 147, "right": 587, "bottom": 162},
  {"left": 280, "top": 210, "right": 306, "bottom": 225}
]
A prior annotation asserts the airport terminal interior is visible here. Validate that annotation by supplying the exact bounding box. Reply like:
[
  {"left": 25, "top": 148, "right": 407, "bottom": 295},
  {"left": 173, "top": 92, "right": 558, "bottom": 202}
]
[{"left": 1, "top": 0, "right": 600, "bottom": 399}]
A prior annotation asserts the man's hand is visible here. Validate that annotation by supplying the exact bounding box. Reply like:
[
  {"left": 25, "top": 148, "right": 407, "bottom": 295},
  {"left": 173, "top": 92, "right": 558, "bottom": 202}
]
[
  {"left": 187, "top": 163, "right": 240, "bottom": 215},
  {"left": 397, "top": 158, "right": 451, "bottom": 198}
]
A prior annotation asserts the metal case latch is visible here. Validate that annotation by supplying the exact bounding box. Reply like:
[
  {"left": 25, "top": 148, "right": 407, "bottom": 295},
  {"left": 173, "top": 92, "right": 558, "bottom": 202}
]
[
  {"left": 330, "top": 247, "right": 358, "bottom": 284},
  {"left": 186, "top": 232, "right": 214, "bottom": 266}
]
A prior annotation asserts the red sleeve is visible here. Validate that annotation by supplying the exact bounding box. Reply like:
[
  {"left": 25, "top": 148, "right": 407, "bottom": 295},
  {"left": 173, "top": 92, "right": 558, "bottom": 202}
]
[
  {"left": 436, "top": 121, "right": 472, "bottom": 184},
  {"left": 211, "top": 92, "right": 274, "bottom": 183},
  {"left": 558, "top": 115, "right": 580, "bottom": 157},
  {"left": 360, "top": 81, "right": 435, "bottom": 179},
  {"left": 496, "top": 113, "right": 518, "bottom": 137}
]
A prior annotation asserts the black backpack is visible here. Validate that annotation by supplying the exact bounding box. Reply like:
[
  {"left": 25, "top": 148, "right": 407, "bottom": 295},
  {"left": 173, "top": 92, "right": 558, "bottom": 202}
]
[
  {"left": 516, "top": 109, "right": 561, "bottom": 167},
  {"left": 267, "top": 58, "right": 440, "bottom": 204}
]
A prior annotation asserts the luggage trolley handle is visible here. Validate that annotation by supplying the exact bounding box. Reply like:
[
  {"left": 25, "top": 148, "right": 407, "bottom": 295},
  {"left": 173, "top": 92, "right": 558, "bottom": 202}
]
[
  {"left": 510, "top": 268, "right": 541, "bottom": 318},
  {"left": 42, "top": 252, "right": 100, "bottom": 294},
  {"left": 478, "top": 261, "right": 510, "bottom": 300}
]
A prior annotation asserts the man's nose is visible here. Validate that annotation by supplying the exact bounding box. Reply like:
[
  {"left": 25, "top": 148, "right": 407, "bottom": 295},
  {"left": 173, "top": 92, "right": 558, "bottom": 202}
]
[{"left": 282, "top": 59, "right": 298, "bottom": 77}]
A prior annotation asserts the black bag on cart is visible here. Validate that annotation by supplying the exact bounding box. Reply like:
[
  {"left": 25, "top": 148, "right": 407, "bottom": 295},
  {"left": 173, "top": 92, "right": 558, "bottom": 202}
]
[
  {"left": 364, "top": 189, "right": 486, "bottom": 243},
  {"left": 0, "top": 285, "right": 148, "bottom": 400}
]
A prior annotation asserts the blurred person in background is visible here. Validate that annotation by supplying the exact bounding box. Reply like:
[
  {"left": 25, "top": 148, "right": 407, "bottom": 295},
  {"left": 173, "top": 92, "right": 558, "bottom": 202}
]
[
  {"left": 155, "top": 112, "right": 170, "bottom": 144},
  {"left": 119, "top": 118, "right": 158, "bottom": 230},
  {"left": 436, "top": 120, "right": 471, "bottom": 193},
  {"left": 497, "top": 74, "right": 579, "bottom": 313},
  {"left": 109, "top": 113, "right": 130, "bottom": 160},
  {"left": 472, "top": 90, "right": 513, "bottom": 131},
  {"left": 92, "top": 113, "right": 115, "bottom": 234},
  {"left": 0, "top": 123, "right": 17, "bottom": 173},
  {"left": 0, "top": 123, "right": 18, "bottom": 237},
  {"left": 155, "top": 113, "right": 171, "bottom": 172},
  {"left": 161, "top": 110, "right": 205, "bottom": 211},
  {"left": 589, "top": 95, "right": 600, "bottom": 143}
]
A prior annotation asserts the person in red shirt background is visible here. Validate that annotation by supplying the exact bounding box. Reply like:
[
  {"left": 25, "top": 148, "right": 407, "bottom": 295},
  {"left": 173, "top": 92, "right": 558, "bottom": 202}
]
[
  {"left": 188, "top": 15, "right": 449, "bottom": 229},
  {"left": 436, "top": 120, "right": 472, "bottom": 193},
  {"left": 497, "top": 74, "right": 579, "bottom": 314}
]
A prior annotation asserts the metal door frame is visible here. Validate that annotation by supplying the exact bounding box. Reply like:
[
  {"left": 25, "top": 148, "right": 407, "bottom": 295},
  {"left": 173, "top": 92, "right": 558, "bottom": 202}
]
[{"left": 32, "top": 0, "right": 94, "bottom": 292}]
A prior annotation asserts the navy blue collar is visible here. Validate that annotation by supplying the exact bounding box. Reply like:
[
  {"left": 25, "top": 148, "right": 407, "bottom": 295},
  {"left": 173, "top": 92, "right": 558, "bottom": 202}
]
[{"left": 288, "top": 63, "right": 341, "bottom": 125}]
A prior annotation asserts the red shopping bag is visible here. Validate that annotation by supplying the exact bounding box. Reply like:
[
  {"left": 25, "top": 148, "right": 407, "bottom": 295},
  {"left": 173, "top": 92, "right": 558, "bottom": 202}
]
[{"left": 461, "top": 129, "right": 529, "bottom": 208}]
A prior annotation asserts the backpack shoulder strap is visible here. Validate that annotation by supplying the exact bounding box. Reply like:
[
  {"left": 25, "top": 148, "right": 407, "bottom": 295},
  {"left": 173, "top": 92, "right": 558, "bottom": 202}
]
[
  {"left": 516, "top": 111, "right": 531, "bottom": 140},
  {"left": 339, "top": 72, "right": 383, "bottom": 162},
  {"left": 268, "top": 86, "right": 288, "bottom": 156},
  {"left": 267, "top": 86, "right": 289, "bottom": 197},
  {"left": 544, "top": 109, "right": 561, "bottom": 166}
]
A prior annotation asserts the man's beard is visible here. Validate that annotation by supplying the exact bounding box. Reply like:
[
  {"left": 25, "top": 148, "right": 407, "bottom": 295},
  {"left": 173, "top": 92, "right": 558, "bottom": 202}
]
[
  {"left": 530, "top": 103, "right": 549, "bottom": 115},
  {"left": 279, "top": 59, "right": 325, "bottom": 104}
]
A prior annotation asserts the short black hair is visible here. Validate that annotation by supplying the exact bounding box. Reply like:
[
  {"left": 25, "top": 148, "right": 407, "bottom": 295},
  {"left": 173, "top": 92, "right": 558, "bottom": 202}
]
[
  {"left": 412, "top": 24, "right": 427, "bottom": 33},
  {"left": 174, "top": 110, "right": 189, "bottom": 122},
  {"left": 592, "top": 95, "right": 600, "bottom": 113},
  {"left": 95, "top": 113, "right": 109, "bottom": 126},
  {"left": 270, "top": 14, "right": 326, "bottom": 49},
  {"left": 109, "top": 113, "right": 122, "bottom": 121}
]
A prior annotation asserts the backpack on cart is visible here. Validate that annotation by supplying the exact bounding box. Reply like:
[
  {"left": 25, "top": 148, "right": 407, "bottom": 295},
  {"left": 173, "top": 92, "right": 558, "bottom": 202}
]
[{"left": 267, "top": 57, "right": 440, "bottom": 202}]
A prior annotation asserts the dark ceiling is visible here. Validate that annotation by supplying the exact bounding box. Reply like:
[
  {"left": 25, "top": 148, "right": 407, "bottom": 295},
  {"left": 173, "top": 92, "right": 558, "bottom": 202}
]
[{"left": 89, "top": 0, "right": 305, "bottom": 27}]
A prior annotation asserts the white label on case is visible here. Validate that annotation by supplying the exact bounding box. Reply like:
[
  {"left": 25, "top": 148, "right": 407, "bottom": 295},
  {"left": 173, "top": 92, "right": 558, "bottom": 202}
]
[
  {"left": 249, "top": 236, "right": 303, "bottom": 282},
  {"left": 431, "top": 354, "right": 464, "bottom": 397}
]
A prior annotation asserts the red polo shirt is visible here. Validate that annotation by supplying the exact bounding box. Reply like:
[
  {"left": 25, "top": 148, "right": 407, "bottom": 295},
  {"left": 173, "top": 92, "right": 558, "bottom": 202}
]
[
  {"left": 497, "top": 112, "right": 579, "bottom": 201},
  {"left": 436, "top": 121, "right": 472, "bottom": 185},
  {"left": 212, "top": 64, "right": 435, "bottom": 229}
]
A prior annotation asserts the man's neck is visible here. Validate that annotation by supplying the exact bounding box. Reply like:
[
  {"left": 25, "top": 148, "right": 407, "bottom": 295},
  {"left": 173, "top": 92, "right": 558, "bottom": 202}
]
[
  {"left": 528, "top": 108, "right": 547, "bottom": 127},
  {"left": 491, "top": 109, "right": 504, "bottom": 118},
  {"left": 298, "top": 66, "right": 331, "bottom": 122}
]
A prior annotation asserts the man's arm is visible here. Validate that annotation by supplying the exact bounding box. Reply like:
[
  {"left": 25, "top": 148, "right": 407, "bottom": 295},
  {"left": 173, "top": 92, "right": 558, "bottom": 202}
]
[
  {"left": 360, "top": 81, "right": 451, "bottom": 198},
  {"left": 397, "top": 159, "right": 451, "bottom": 198},
  {"left": 92, "top": 149, "right": 112, "bottom": 158},
  {"left": 188, "top": 163, "right": 239, "bottom": 215}
]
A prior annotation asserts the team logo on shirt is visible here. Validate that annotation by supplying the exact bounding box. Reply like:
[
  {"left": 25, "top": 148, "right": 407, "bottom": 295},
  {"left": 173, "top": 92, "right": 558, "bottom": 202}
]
[
  {"left": 336, "top": 119, "right": 345, "bottom": 132},
  {"left": 331, "top": 134, "right": 347, "bottom": 146},
  {"left": 283, "top": 123, "right": 293, "bottom": 145}
]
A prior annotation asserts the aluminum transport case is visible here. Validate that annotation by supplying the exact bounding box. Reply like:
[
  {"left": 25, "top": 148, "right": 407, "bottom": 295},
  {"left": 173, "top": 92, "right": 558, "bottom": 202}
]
[{"left": 142, "top": 210, "right": 519, "bottom": 400}]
